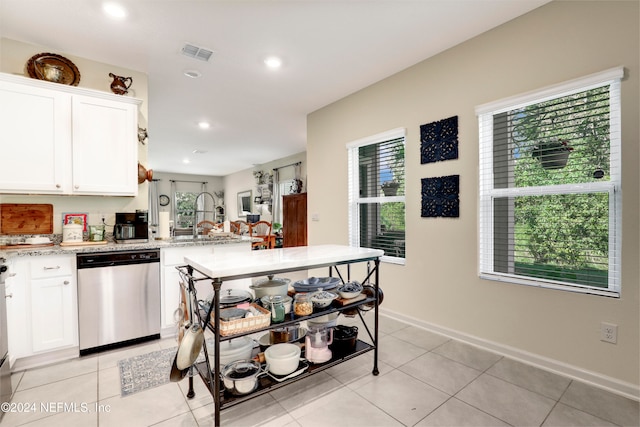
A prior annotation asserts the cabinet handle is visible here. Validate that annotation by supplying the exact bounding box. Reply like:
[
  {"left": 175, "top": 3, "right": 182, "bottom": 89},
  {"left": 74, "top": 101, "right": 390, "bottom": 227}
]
[
  {"left": 63, "top": 280, "right": 69, "bottom": 285},
  {"left": 56, "top": 184, "right": 61, "bottom": 188},
  {"left": 74, "top": 185, "right": 79, "bottom": 190},
  {"left": 43, "top": 266, "right": 61, "bottom": 270},
  {"left": 5, "top": 293, "right": 12, "bottom": 298},
  {"left": 8, "top": 272, "right": 16, "bottom": 277}
]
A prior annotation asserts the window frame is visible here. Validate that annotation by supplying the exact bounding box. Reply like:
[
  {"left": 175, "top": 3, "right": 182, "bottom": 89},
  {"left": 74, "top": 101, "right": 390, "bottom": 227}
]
[
  {"left": 347, "top": 127, "right": 406, "bottom": 265},
  {"left": 174, "top": 191, "right": 198, "bottom": 229},
  {"left": 476, "top": 67, "right": 623, "bottom": 297}
]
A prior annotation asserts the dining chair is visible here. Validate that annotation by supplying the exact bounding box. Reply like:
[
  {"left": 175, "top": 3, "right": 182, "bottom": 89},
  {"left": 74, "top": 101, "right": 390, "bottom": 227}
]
[
  {"left": 196, "top": 220, "right": 216, "bottom": 235},
  {"left": 234, "top": 220, "right": 249, "bottom": 235},
  {"left": 249, "top": 220, "right": 273, "bottom": 249}
]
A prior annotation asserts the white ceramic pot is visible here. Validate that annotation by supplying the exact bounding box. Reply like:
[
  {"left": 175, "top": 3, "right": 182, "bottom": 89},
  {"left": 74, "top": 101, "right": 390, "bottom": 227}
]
[
  {"left": 250, "top": 275, "right": 290, "bottom": 299},
  {"left": 264, "top": 343, "right": 301, "bottom": 376},
  {"left": 207, "top": 336, "right": 255, "bottom": 366}
]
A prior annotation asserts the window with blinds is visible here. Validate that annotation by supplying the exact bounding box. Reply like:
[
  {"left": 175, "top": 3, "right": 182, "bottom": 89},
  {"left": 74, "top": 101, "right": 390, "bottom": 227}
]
[
  {"left": 347, "top": 128, "right": 406, "bottom": 263},
  {"left": 477, "top": 67, "right": 622, "bottom": 297}
]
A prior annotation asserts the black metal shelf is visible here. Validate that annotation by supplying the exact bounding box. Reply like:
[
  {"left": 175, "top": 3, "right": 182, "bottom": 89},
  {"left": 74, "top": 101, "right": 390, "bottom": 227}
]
[
  {"left": 199, "top": 297, "right": 376, "bottom": 341},
  {"left": 193, "top": 340, "right": 374, "bottom": 410},
  {"left": 178, "top": 251, "right": 381, "bottom": 427}
]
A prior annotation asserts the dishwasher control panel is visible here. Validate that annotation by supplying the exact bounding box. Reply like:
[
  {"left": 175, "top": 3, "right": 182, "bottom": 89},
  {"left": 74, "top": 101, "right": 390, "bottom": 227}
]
[{"left": 77, "top": 250, "right": 160, "bottom": 268}]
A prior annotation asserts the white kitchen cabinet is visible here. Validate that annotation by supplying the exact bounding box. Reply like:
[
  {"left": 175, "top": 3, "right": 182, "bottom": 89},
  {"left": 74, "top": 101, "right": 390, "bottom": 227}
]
[
  {"left": 71, "top": 95, "right": 138, "bottom": 195},
  {"left": 0, "top": 72, "right": 140, "bottom": 196},
  {"left": 6, "top": 255, "right": 78, "bottom": 363},
  {"left": 160, "top": 242, "right": 252, "bottom": 336},
  {"left": 5, "top": 259, "right": 29, "bottom": 365},
  {"left": 0, "top": 78, "right": 70, "bottom": 194},
  {"left": 161, "top": 246, "right": 214, "bottom": 336},
  {"left": 29, "top": 255, "right": 77, "bottom": 353}
]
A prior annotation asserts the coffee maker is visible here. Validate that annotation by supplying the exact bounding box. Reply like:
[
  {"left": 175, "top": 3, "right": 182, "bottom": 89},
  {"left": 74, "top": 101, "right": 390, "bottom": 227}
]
[{"left": 114, "top": 211, "right": 149, "bottom": 243}]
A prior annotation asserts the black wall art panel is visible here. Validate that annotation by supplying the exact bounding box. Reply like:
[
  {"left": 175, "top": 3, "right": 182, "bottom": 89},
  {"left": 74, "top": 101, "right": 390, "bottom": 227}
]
[
  {"left": 420, "top": 115, "right": 458, "bottom": 163},
  {"left": 421, "top": 175, "right": 460, "bottom": 218}
]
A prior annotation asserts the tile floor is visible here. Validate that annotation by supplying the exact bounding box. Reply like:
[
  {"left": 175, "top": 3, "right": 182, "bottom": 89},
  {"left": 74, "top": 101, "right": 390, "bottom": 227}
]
[{"left": 3, "top": 315, "right": 638, "bottom": 427}]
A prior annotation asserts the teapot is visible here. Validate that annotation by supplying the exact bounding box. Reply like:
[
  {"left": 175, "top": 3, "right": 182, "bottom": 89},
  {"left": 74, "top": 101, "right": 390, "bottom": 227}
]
[{"left": 109, "top": 73, "right": 133, "bottom": 95}]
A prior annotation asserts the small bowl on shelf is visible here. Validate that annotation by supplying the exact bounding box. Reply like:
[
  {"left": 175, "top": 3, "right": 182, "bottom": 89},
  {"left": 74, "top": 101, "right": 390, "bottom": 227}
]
[
  {"left": 309, "top": 288, "right": 338, "bottom": 309},
  {"left": 336, "top": 281, "right": 363, "bottom": 299},
  {"left": 292, "top": 276, "right": 340, "bottom": 292}
]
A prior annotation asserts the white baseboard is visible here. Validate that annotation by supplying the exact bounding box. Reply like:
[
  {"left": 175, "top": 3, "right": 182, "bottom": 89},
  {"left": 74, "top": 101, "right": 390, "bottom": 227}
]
[
  {"left": 11, "top": 347, "right": 79, "bottom": 372},
  {"left": 380, "top": 307, "right": 640, "bottom": 401}
]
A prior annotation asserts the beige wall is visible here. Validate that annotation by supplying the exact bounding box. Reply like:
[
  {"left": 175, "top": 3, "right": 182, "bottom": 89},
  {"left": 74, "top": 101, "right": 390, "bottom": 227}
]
[
  {"left": 307, "top": 1, "right": 639, "bottom": 396},
  {"left": 223, "top": 151, "right": 306, "bottom": 221},
  {"left": 0, "top": 38, "right": 150, "bottom": 231}
]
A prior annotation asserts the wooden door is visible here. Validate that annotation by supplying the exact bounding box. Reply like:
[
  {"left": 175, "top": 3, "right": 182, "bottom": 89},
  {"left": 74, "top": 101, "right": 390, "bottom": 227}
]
[{"left": 283, "top": 193, "right": 307, "bottom": 247}]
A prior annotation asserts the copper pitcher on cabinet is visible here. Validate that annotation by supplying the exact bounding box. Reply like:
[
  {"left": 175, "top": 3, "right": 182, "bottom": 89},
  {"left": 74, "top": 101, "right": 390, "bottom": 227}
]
[{"left": 109, "top": 73, "right": 132, "bottom": 95}]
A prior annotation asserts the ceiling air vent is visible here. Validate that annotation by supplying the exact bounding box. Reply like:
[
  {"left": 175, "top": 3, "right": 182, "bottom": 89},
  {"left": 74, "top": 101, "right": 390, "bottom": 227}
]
[{"left": 181, "top": 43, "right": 214, "bottom": 62}]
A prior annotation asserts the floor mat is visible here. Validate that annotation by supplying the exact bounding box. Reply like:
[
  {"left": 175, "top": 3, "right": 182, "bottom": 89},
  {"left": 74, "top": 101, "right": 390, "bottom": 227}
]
[{"left": 118, "top": 347, "right": 178, "bottom": 396}]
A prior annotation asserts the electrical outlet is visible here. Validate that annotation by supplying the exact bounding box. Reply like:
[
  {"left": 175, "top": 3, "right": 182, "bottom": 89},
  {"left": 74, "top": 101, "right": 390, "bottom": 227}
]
[{"left": 600, "top": 322, "right": 618, "bottom": 344}]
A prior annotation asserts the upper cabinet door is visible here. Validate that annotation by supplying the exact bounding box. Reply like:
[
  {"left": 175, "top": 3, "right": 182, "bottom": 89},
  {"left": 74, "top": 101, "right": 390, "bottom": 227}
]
[
  {"left": 0, "top": 80, "right": 71, "bottom": 194},
  {"left": 71, "top": 95, "right": 138, "bottom": 196},
  {"left": 0, "top": 73, "right": 141, "bottom": 196}
]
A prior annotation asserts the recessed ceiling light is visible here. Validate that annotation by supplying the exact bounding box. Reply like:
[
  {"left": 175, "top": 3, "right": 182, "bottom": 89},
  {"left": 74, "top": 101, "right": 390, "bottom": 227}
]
[
  {"left": 184, "top": 70, "right": 202, "bottom": 79},
  {"left": 102, "top": 2, "right": 127, "bottom": 19},
  {"left": 264, "top": 56, "right": 282, "bottom": 69},
  {"left": 183, "top": 158, "right": 190, "bottom": 164},
  {"left": 198, "top": 121, "right": 210, "bottom": 129}
]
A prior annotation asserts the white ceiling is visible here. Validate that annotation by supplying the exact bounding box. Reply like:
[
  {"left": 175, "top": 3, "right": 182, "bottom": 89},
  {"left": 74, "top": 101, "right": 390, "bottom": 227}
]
[{"left": 1, "top": 0, "right": 550, "bottom": 176}]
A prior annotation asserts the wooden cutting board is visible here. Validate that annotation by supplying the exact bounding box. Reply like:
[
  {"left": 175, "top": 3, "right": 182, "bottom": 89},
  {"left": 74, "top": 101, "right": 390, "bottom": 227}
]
[
  {"left": 0, "top": 204, "right": 54, "bottom": 235},
  {"left": 334, "top": 293, "right": 366, "bottom": 307},
  {"left": 0, "top": 243, "right": 55, "bottom": 250},
  {"left": 59, "top": 241, "right": 107, "bottom": 247}
]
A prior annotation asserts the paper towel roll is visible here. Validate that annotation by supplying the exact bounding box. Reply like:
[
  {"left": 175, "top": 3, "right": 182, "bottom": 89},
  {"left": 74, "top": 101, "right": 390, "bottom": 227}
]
[
  {"left": 223, "top": 220, "right": 230, "bottom": 233},
  {"left": 159, "top": 212, "right": 170, "bottom": 238}
]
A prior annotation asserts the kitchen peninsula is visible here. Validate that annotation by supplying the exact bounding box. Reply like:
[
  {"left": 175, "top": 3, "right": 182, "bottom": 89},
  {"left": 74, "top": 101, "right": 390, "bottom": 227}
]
[{"left": 2, "top": 235, "right": 255, "bottom": 371}]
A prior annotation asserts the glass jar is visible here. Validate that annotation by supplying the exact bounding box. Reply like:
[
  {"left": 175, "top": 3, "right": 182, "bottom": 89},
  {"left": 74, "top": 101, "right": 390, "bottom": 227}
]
[
  {"left": 89, "top": 224, "right": 105, "bottom": 241},
  {"left": 266, "top": 295, "right": 285, "bottom": 323},
  {"left": 293, "top": 293, "right": 313, "bottom": 317}
]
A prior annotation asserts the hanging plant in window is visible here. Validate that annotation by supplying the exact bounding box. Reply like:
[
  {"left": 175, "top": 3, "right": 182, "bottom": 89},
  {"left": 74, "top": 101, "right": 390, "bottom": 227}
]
[
  {"left": 531, "top": 140, "right": 574, "bottom": 170},
  {"left": 381, "top": 181, "right": 400, "bottom": 196}
]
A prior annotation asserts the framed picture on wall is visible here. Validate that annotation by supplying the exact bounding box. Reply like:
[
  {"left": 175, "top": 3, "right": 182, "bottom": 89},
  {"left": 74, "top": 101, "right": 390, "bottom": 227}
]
[
  {"left": 237, "top": 190, "right": 252, "bottom": 217},
  {"left": 62, "top": 212, "right": 88, "bottom": 231}
]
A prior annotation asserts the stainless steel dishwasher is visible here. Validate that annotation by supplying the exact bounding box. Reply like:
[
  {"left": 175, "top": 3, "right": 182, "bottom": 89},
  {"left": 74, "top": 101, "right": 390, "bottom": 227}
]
[{"left": 77, "top": 250, "right": 160, "bottom": 355}]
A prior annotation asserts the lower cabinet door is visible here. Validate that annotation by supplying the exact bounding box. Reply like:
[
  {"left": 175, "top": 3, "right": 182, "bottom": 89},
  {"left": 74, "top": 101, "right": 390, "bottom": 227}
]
[{"left": 30, "top": 276, "right": 77, "bottom": 352}]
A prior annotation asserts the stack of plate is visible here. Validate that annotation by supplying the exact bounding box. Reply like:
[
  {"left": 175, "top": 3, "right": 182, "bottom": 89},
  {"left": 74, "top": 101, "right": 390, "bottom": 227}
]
[{"left": 292, "top": 277, "right": 341, "bottom": 293}]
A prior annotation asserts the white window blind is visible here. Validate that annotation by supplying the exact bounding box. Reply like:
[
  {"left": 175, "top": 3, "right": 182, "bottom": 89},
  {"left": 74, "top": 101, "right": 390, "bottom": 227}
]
[
  {"left": 347, "top": 128, "right": 406, "bottom": 263},
  {"left": 477, "top": 67, "right": 622, "bottom": 297}
]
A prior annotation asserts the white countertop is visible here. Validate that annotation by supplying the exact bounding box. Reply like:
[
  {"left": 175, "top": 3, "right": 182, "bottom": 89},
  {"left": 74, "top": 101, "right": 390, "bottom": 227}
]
[{"left": 184, "top": 244, "right": 384, "bottom": 280}]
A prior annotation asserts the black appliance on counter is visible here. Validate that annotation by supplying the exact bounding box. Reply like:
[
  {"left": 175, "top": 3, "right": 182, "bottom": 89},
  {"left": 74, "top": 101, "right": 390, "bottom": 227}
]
[{"left": 114, "top": 211, "right": 149, "bottom": 243}]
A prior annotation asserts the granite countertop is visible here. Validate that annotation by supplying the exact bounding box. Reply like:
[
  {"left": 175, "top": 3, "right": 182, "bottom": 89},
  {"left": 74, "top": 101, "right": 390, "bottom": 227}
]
[{"left": 0, "top": 235, "right": 256, "bottom": 258}]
